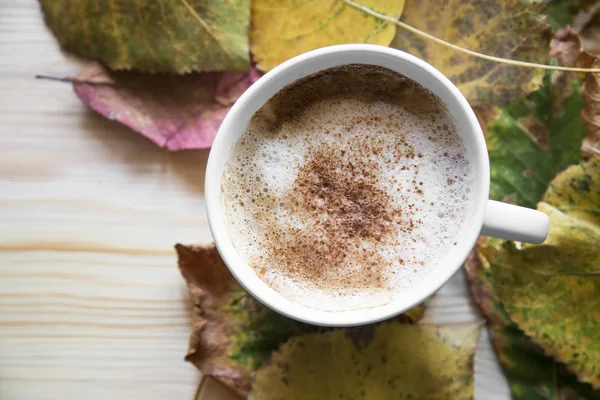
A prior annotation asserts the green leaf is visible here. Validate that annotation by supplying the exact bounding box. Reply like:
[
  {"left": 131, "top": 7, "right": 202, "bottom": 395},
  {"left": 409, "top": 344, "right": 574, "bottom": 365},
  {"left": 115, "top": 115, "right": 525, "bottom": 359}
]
[
  {"left": 465, "top": 246, "right": 600, "bottom": 399},
  {"left": 40, "top": 0, "right": 250, "bottom": 73},
  {"left": 251, "top": 322, "right": 481, "bottom": 400},
  {"left": 480, "top": 74, "right": 587, "bottom": 209},
  {"left": 224, "top": 286, "right": 319, "bottom": 371},
  {"left": 488, "top": 159, "right": 600, "bottom": 389},
  {"left": 545, "top": 0, "right": 580, "bottom": 31}
]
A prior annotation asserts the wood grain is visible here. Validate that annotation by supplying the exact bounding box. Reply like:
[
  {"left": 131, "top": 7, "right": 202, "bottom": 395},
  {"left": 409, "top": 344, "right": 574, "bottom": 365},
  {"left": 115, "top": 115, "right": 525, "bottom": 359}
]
[{"left": 0, "top": 1, "right": 510, "bottom": 399}]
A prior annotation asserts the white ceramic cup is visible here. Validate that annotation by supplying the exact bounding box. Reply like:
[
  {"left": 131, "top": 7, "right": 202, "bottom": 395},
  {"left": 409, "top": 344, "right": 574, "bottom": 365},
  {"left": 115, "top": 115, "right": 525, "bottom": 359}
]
[{"left": 205, "top": 44, "right": 549, "bottom": 327}]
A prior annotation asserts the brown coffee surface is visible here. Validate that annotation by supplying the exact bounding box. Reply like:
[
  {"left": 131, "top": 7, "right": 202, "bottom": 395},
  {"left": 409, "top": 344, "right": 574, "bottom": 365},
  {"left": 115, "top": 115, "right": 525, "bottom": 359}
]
[{"left": 222, "top": 65, "right": 474, "bottom": 311}]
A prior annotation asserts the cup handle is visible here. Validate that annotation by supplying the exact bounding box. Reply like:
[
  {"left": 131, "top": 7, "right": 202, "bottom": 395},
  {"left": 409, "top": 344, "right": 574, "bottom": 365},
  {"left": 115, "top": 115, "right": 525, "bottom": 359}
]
[{"left": 480, "top": 200, "right": 549, "bottom": 244}]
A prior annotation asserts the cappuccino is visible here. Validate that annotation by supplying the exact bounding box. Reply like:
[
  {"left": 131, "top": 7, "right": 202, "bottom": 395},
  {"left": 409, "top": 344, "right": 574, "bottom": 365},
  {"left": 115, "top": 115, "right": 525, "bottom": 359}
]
[{"left": 222, "top": 65, "right": 474, "bottom": 311}]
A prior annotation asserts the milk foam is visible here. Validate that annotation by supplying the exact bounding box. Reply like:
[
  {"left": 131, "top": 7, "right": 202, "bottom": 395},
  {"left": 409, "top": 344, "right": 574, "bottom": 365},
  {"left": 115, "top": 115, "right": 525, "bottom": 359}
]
[{"left": 222, "top": 65, "right": 474, "bottom": 312}]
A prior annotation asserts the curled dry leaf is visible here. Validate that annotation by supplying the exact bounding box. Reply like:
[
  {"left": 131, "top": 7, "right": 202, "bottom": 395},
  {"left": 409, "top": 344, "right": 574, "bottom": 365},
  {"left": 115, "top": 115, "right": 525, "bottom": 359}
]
[
  {"left": 550, "top": 26, "right": 586, "bottom": 68},
  {"left": 548, "top": 27, "right": 593, "bottom": 116},
  {"left": 40, "top": 0, "right": 250, "bottom": 73},
  {"left": 487, "top": 159, "right": 600, "bottom": 388},
  {"left": 250, "top": 0, "right": 405, "bottom": 71},
  {"left": 73, "top": 62, "right": 260, "bottom": 150},
  {"left": 581, "top": 59, "right": 600, "bottom": 159},
  {"left": 391, "top": 0, "right": 551, "bottom": 106},
  {"left": 176, "top": 244, "right": 253, "bottom": 396},
  {"left": 175, "top": 243, "right": 426, "bottom": 397},
  {"left": 251, "top": 322, "right": 481, "bottom": 400},
  {"left": 465, "top": 246, "right": 600, "bottom": 399}
]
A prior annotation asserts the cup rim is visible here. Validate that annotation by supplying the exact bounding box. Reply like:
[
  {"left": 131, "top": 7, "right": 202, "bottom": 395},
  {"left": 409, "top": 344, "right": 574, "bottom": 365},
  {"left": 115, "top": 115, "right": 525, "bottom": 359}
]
[{"left": 206, "top": 44, "right": 489, "bottom": 326}]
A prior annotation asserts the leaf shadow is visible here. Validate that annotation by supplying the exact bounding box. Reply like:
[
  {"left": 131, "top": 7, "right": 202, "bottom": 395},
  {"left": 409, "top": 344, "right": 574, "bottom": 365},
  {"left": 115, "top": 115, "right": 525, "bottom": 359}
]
[{"left": 78, "top": 109, "right": 210, "bottom": 195}]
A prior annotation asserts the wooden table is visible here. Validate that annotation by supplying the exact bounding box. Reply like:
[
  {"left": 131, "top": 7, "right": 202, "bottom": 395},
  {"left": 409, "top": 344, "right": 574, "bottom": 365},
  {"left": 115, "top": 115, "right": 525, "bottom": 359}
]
[{"left": 0, "top": 1, "right": 510, "bottom": 398}]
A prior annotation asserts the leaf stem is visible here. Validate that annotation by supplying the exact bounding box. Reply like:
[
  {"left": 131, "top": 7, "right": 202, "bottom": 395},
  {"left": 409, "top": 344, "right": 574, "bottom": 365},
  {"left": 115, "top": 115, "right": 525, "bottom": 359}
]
[
  {"left": 35, "top": 75, "right": 75, "bottom": 83},
  {"left": 35, "top": 74, "right": 116, "bottom": 87},
  {"left": 345, "top": 0, "right": 600, "bottom": 73}
]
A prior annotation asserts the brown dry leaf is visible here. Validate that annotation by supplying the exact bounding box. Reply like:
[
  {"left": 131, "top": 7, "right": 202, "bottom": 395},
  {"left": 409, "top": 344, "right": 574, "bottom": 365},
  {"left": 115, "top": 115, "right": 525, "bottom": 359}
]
[
  {"left": 549, "top": 26, "right": 593, "bottom": 115},
  {"left": 73, "top": 62, "right": 260, "bottom": 150},
  {"left": 550, "top": 26, "right": 588, "bottom": 67},
  {"left": 581, "top": 59, "right": 600, "bottom": 159},
  {"left": 176, "top": 244, "right": 252, "bottom": 396}
]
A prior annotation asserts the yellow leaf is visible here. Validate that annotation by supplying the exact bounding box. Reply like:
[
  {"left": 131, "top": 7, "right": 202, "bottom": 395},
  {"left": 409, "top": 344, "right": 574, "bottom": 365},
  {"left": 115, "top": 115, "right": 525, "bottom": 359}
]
[
  {"left": 488, "top": 159, "right": 600, "bottom": 388},
  {"left": 391, "top": 0, "right": 551, "bottom": 106},
  {"left": 252, "top": 322, "right": 481, "bottom": 400},
  {"left": 250, "top": 0, "right": 405, "bottom": 71}
]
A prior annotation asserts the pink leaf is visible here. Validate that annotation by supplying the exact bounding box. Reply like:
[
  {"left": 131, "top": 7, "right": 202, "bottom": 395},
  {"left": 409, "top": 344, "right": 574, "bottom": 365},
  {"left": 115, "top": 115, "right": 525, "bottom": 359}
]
[{"left": 73, "top": 62, "right": 260, "bottom": 150}]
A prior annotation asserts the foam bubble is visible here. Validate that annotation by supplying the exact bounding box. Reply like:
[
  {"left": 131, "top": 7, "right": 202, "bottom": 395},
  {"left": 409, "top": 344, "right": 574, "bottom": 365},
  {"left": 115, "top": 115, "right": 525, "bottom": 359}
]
[{"left": 221, "top": 65, "right": 475, "bottom": 312}]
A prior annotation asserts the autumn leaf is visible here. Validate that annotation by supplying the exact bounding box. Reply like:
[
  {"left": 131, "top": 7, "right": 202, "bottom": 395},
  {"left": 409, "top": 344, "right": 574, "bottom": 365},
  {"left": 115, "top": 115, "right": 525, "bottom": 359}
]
[
  {"left": 40, "top": 0, "right": 250, "bottom": 73},
  {"left": 581, "top": 59, "right": 600, "bottom": 158},
  {"left": 543, "top": 158, "right": 600, "bottom": 226},
  {"left": 72, "top": 62, "right": 259, "bottom": 150},
  {"left": 250, "top": 0, "right": 405, "bottom": 71},
  {"left": 549, "top": 27, "right": 594, "bottom": 117},
  {"left": 527, "top": 159, "right": 600, "bottom": 276},
  {"left": 390, "top": 0, "right": 552, "bottom": 106},
  {"left": 487, "top": 159, "right": 600, "bottom": 388},
  {"left": 175, "top": 243, "right": 426, "bottom": 397},
  {"left": 176, "top": 243, "right": 316, "bottom": 396},
  {"left": 465, "top": 246, "right": 600, "bottom": 399},
  {"left": 550, "top": 26, "right": 589, "bottom": 68},
  {"left": 488, "top": 204, "right": 599, "bottom": 277},
  {"left": 251, "top": 322, "right": 481, "bottom": 400},
  {"left": 476, "top": 73, "right": 586, "bottom": 209},
  {"left": 466, "top": 31, "right": 598, "bottom": 392},
  {"left": 176, "top": 244, "right": 254, "bottom": 396}
]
